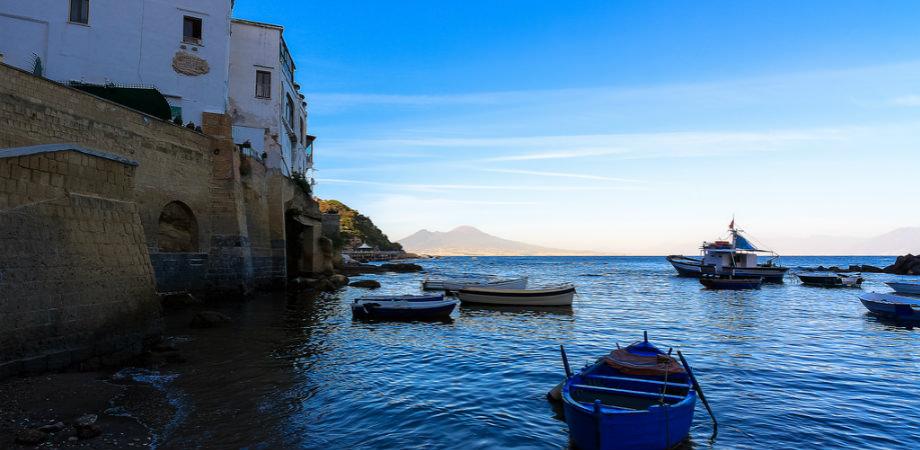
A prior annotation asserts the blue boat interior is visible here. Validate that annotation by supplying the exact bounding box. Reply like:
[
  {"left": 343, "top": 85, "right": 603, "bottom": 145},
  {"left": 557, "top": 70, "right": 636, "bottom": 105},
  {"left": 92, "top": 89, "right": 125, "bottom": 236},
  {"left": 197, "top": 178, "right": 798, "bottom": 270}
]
[{"left": 571, "top": 365, "right": 691, "bottom": 410}]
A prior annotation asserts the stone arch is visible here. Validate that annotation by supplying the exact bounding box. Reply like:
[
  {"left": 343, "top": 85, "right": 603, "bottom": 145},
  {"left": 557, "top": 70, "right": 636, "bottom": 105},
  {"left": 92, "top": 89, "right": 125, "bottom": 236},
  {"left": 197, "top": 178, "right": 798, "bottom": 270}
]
[{"left": 157, "top": 201, "right": 199, "bottom": 252}]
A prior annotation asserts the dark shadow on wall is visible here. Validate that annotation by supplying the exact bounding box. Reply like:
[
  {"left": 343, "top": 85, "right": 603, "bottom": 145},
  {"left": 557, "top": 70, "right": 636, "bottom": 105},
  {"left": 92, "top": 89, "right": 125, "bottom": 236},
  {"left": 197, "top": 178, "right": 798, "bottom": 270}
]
[{"left": 158, "top": 201, "right": 199, "bottom": 252}]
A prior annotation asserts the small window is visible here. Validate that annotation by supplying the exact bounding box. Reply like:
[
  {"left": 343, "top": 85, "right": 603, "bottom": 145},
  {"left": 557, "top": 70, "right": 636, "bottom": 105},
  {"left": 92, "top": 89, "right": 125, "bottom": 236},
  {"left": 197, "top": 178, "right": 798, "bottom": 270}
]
[
  {"left": 285, "top": 95, "right": 295, "bottom": 129},
  {"left": 183, "top": 16, "right": 202, "bottom": 44},
  {"left": 69, "top": 0, "right": 89, "bottom": 24},
  {"left": 255, "top": 70, "right": 271, "bottom": 98},
  {"left": 169, "top": 106, "right": 182, "bottom": 122}
]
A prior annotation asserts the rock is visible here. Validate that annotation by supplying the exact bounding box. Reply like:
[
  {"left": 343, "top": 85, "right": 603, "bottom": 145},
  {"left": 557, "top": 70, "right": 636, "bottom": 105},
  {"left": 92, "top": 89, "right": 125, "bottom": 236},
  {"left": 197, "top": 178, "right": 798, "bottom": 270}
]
[
  {"left": 329, "top": 274, "right": 350, "bottom": 288},
  {"left": 189, "top": 310, "right": 232, "bottom": 328},
  {"left": 75, "top": 414, "right": 97, "bottom": 427},
  {"left": 38, "top": 421, "right": 65, "bottom": 433},
  {"left": 76, "top": 424, "right": 102, "bottom": 439},
  {"left": 15, "top": 428, "right": 46, "bottom": 445},
  {"left": 883, "top": 254, "right": 920, "bottom": 275},
  {"left": 161, "top": 292, "right": 201, "bottom": 309},
  {"left": 68, "top": 436, "right": 79, "bottom": 442},
  {"left": 379, "top": 263, "right": 423, "bottom": 273},
  {"left": 349, "top": 279, "right": 381, "bottom": 289}
]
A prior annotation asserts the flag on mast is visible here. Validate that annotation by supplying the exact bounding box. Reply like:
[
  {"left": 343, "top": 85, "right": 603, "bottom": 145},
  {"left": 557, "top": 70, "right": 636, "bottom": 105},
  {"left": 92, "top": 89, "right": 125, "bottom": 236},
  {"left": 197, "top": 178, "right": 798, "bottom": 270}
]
[{"left": 729, "top": 216, "right": 735, "bottom": 230}]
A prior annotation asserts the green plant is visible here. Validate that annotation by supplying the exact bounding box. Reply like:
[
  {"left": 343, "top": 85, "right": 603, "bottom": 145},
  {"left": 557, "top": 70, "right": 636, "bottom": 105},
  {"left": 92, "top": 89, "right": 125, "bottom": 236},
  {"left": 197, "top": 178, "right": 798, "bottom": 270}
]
[{"left": 291, "top": 171, "right": 312, "bottom": 196}]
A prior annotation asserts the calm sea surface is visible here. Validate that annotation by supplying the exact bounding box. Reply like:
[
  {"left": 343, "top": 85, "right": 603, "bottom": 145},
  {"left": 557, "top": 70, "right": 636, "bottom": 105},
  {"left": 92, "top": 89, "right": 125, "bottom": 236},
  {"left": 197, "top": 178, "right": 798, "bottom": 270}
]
[{"left": 151, "top": 256, "right": 920, "bottom": 449}]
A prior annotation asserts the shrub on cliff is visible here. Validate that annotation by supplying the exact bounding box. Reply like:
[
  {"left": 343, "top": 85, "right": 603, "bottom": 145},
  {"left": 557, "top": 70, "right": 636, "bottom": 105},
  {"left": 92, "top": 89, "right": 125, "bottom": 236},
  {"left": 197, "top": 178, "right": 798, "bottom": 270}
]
[{"left": 318, "top": 199, "right": 403, "bottom": 251}]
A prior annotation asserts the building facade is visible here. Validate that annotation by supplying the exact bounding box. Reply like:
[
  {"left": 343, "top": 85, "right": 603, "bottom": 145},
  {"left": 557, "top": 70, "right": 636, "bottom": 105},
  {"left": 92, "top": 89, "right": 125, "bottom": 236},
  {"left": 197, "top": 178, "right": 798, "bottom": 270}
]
[
  {"left": 228, "top": 19, "right": 314, "bottom": 179},
  {"left": 0, "top": 0, "right": 232, "bottom": 125}
]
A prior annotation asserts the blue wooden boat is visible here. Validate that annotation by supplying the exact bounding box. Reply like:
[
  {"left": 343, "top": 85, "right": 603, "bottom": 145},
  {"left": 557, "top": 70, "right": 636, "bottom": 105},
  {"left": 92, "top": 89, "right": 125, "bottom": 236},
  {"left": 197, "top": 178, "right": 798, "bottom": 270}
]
[
  {"left": 561, "top": 333, "right": 716, "bottom": 450},
  {"left": 699, "top": 275, "right": 762, "bottom": 290},
  {"left": 351, "top": 294, "right": 457, "bottom": 321},
  {"left": 859, "top": 292, "right": 920, "bottom": 322}
]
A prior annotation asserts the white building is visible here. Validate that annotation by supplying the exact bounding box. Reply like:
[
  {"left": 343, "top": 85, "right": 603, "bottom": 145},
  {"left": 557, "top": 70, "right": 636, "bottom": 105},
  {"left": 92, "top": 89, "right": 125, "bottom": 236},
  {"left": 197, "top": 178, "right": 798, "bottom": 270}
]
[
  {"left": 229, "top": 19, "right": 313, "bottom": 177},
  {"left": 0, "top": 0, "right": 232, "bottom": 125}
]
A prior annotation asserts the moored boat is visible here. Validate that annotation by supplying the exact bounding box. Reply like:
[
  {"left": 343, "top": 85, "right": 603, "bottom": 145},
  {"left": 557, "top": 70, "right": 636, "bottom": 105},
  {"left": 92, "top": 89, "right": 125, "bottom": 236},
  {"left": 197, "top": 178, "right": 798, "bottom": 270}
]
[
  {"left": 457, "top": 284, "right": 574, "bottom": 306},
  {"left": 885, "top": 281, "right": 920, "bottom": 296},
  {"left": 560, "top": 333, "right": 716, "bottom": 450},
  {"left": 797, "top": 273, "right": 863, "bottom": 288},
  {"left": 858, "top": 292, "right": 920, "bottom": 322},
  {"left": 699, "top": 275, "right": 762, "bottom": 290},
  {"left": 667, "top": 220, "right": 788, "bottom": 282},
  {"left": 351, "top": 294, "right": 457, "bottom": 321},
  {"left": 422, "top": 275, "right": 528, "bottom": 292}
]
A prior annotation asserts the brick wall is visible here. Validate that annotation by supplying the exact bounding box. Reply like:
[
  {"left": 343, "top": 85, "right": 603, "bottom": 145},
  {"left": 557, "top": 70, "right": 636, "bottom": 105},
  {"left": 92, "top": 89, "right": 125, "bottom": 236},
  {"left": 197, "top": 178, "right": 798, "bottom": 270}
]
[{"left": 0, "top": 148, "right": 159, "bottom": 377}]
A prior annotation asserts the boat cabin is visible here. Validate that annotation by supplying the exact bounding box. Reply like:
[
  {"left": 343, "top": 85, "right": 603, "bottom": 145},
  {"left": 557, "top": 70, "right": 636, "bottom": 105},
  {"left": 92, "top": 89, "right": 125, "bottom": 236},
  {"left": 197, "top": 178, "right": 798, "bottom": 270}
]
[{"left": 701, "top": 247, "right": 759, "bottom": 269}]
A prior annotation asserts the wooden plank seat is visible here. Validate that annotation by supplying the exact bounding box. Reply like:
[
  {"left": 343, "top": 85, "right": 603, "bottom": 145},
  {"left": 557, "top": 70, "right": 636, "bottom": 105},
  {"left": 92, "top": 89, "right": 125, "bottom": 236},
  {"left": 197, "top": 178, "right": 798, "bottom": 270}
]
[{"left": 584, "top": 374, "right": 691, "bottom": 390}]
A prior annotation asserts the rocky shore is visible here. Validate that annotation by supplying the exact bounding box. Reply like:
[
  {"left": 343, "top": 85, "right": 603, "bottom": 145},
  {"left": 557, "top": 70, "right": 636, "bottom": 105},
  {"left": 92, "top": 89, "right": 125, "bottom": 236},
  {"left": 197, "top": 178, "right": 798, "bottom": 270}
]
[{"left": 799, "top": 254, "right": 920, "bottom": 275}]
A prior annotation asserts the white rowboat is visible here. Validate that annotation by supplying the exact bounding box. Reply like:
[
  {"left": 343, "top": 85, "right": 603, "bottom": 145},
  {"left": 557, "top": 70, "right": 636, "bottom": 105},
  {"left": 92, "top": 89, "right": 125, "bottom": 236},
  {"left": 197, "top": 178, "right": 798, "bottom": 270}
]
[
  {"left": 422, "top": 276, "right": 528, "bottom": 292},
  {"left": 457, "top": 284, "right": 575, "bottom": 306}
]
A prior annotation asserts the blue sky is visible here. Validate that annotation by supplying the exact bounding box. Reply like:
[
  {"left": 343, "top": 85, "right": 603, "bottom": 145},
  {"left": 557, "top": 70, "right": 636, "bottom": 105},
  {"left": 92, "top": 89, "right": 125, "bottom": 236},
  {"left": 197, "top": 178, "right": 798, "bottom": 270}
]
[{"left": 235, "top": 1, "right": 920, "bottom": 254}]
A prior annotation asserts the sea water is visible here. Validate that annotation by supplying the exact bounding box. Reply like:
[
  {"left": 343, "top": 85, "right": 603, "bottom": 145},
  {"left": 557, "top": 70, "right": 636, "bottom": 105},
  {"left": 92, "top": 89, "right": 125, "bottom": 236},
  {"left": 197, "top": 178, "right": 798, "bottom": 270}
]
[{"left": 154, "top": 256, "right": 920, "bottom": 449}]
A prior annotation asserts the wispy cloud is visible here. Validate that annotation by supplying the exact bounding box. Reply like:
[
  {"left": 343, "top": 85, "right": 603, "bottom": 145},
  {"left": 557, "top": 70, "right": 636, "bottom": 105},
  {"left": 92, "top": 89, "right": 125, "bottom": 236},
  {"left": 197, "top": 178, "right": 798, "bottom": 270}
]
[
  {"left": 891, "top": 95, "right": 920, "bottom": 107},
  {"left": 479, "top": 168, "right": 643, "bottom": 183},
  {"left": 316, "top": 178, "right": 644, "bottom": 193}
]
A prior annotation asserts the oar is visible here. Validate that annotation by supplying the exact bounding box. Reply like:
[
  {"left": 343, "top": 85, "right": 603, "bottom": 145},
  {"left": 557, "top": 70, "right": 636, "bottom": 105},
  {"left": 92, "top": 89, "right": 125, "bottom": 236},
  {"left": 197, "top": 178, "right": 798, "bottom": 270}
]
[
  {"left": 677, "top": 350, "right": 718, "bottom": 441},
  {"left": 560, "top": 345, "right": 573, "bottom": 378}
]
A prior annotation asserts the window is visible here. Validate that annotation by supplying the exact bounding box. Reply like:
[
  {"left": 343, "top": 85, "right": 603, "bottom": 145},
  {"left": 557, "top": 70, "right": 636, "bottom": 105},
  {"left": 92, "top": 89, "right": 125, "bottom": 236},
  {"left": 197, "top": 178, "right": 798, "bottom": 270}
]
[
  {"left": 255, "top": 70, "right": 271, "bottom": 98},
  {"left": 183, "top": 16, "right": 202, "bottom": 44},
  {"left": 169, "top": 106, "right": 182, "bottom": 122},
  {"left": 285, "top": 95, "right": 295, "bottom": 129},
  {"left": 69, "top": 0, "right": 89, "bottom": 24}
]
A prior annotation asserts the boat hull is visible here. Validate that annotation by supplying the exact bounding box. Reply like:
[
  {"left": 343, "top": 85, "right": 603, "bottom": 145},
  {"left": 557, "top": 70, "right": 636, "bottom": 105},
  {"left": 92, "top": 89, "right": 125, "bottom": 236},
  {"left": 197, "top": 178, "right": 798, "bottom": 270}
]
[
  {"left": 563, "top": 396, "right": 695, "bottom": 450},
  {"left": 859, "top": 292, "right": 920, "bottom": 322},
  {"left": 667, "top": 256, "right": 788, "bottom": 282},
  {"left": 351, "top": 295, "right": 457, "bottom": 321},
  {"left": 699, "top": 277, "right": 762, "bottom": 290},
  {"left": 457, "top": 286, "right": 574, "bottom": 306},
  {"left": 885, "top": 282, "right": 920, "bottom": 296},
  {"left": 798, "top": 274, "right": 862, "bottom": 288}
]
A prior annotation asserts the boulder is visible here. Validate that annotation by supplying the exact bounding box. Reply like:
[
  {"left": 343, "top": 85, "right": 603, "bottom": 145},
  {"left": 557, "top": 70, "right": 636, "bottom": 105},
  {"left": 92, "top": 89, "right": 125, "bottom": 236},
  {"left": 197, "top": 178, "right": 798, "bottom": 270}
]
[
  {"left": 74, "top": 413, "right": 101, "bottom": 439},
  {"left": 883, "top": 254, "right": 920, "bottom": 275},
  {"left": 329, "top": 274, "right": 350, "bottom": 288},
  {"left": 315, "top": 278, "right": 337, "bottom": 292},
  {"left": 38, "top": 421, "right": 65, "bottom": 433},
  {"left": 379, "top": 263, "right": 423, "bottom": 273},
  {"left": 189, "top": 311, "right": 232, "bottom": 328},
  {"left": 349, "top": 279, "right": 381, "bottom": 289},
  {"left": 15, "top": 429, "right": 46, "bottom": 445}
]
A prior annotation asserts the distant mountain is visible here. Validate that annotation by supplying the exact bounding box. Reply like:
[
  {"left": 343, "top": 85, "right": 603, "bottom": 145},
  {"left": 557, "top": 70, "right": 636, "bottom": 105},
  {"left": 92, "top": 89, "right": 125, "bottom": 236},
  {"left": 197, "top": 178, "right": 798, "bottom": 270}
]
[
  {"left": 772, "top": 226, "right": 920, "bottom": 255},
  {"left": 397, "top": 226, "right": 599, "bottom": 256}
]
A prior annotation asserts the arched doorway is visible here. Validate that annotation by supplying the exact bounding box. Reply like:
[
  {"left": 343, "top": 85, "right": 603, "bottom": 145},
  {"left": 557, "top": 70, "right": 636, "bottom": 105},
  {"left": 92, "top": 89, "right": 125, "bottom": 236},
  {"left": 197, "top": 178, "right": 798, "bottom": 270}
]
[{"left": 157, "top": 201, "right": 199, "bottom": 252}]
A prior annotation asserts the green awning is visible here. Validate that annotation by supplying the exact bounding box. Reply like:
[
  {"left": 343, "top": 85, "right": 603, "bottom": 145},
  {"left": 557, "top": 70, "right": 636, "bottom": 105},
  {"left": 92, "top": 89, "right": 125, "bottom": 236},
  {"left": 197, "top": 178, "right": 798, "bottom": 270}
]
[{"left": 68, "top": 82, "right": 172, "bottom": 121}]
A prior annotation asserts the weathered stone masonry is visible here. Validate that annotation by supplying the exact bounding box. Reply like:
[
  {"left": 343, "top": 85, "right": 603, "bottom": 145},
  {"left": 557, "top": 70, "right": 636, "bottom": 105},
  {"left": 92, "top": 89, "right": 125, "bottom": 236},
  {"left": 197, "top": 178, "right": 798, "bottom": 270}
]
[{"left": 0, "top": 63, "right": 323, "bottom": 377}]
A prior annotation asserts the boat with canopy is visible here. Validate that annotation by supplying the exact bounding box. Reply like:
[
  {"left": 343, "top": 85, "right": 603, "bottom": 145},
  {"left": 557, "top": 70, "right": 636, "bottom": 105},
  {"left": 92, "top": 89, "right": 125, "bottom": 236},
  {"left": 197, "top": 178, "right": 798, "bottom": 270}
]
[{"left": 667, "top": 219, "right": 789, "bottom": 282}]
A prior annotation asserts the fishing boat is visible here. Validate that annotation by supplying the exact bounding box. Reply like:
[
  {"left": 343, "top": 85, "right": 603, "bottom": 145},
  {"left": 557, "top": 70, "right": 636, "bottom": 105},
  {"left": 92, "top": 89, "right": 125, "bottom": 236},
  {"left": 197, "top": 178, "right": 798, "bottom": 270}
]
[
  {"left": 667, "top": 220, "right": 789, "bottom": 282},
  {"left": 351, "top": 294, "right": 457, "bottom": 321},
  {"left": 421, "top": 275, "right": 528, "bottom": 292},
  {"left": 558, "top": 333, "right": 716, "bottom": 450},
  {"left": 457, "top": 284, "right": 575, "bottom": 306},
  {"left": 797, "top": 273, "right": 864, "bottom": 288},
  {"left": 885, "top": 281, "right": 920, "bottom": 296},
  {"left": 858, "top": 292, "right": 920, "bottom": 322},
  {"left": 699, "top": 275, "right": 763, "bottom": 290}
]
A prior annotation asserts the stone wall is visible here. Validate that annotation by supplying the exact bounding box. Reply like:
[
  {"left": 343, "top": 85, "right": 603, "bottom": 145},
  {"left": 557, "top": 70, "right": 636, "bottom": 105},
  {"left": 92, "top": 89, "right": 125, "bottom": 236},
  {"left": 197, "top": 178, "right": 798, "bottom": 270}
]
[
  {"left": 0, "top": 146, "right": 160, "bottom": 378},
  {"left": 0, "top": 62, "right": 329, "bottom": 378}
]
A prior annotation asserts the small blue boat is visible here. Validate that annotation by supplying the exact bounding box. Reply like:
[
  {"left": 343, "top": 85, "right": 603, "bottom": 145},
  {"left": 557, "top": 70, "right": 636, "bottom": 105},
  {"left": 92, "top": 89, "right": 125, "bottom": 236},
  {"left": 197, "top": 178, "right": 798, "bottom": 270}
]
[
  {"left": 351, "top": 294, "right": 457, "bottom": 321},
  {"left": 859, "top": 292, "right": 920, "bottom": 322},
  {"left": 561, "top": 334, "right": 716, "bottom": 450}
]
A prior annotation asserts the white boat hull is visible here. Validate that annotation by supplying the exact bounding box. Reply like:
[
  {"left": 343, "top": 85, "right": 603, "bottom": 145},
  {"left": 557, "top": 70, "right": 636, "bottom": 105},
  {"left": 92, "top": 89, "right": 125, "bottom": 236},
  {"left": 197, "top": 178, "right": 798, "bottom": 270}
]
[
  {"left": 457, "top": 285, "right": 575, "bottom": 306},
  {"left": 423, "top": 276, "right": 528, "bottom": 291},
  {"left": 885, "top": 282, "right": 920, "bottom": 296}
]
